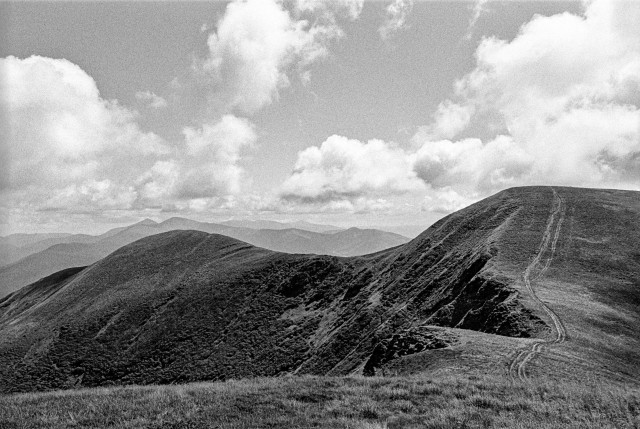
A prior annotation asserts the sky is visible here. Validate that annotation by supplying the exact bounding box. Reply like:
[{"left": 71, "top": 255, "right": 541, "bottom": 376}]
[{"left": 1, "top": 0, "right": 638, "bottom": 235}]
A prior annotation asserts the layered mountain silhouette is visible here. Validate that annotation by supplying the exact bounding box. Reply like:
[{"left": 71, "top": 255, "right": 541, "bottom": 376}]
[
  {"left": 0, "top": 219, "right": 408, "bottom": 299},
  {"left": 220, "top": 219, "right": 342, "bottom": 233},
  {"left": 0, "top": 186, "right": 638, "bottom": 393}
]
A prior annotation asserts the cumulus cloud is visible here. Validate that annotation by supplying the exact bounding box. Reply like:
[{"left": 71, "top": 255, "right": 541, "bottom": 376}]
[
  {"left": 279, "top": 0, "right": 640, "bottom": 216},
  {"left": 414, "top": 101, "right": 475, "bottom": 141},
  {"left": 175, "top": 115, "right": 256, "bottom": 199},
  {"left": 196, "top": 0, "right": 356, "bottom": 114},
  {"left": 2, "top": 1, "right": 367, "bottom": 226},
  {"left": 1, "top": 56, "right": 256, "bottom": 215},
  {"left": 379, "top": 0, "right": 414, "bottom": 40},
  {"left": 412, "top": 136, "right": 533, "bottom": 194},
  {"left": 125, "top": 115, "right": 256, "bottom": 205},
  {"left": 277, "top": 133, "right": 531, "bottom": 213},
  {"left": 1, "top": 56, "right": 167, "bottom": 196},
  {"left": 135, "top": 91, "right": 168, "bottom": 109},
  {"left": 280, "top": 135, "right": 424, "bottom": 205},
  {"left": 413, "top": 0, "right": 640, "bottom": 198}
]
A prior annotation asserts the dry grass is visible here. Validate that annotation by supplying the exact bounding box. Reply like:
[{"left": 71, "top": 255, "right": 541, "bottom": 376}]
[{"left": 1, "top": 374, "right": 638, "bottom": 428}]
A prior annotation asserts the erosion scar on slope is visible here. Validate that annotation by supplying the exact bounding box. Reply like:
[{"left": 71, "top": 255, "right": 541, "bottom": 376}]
[{"left": 509, "top": 188, "right": 567, "bottom": 382}]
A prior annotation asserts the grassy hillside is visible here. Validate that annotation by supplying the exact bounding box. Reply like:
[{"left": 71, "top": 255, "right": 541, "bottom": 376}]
[
  {"left": 1, "top": 374, "right": 638, "bottom": 429},
  {"left": 0, "top": 186, "right": 638, "bottom": 395}
]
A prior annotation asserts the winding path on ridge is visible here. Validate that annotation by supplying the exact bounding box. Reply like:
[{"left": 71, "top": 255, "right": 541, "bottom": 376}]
[{"left": 509, "top": 188, "right": 567, "bottom": 382}]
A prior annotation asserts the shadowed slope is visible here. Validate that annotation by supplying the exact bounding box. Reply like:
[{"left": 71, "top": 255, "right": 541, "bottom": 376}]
[{"left": 0, "top": 186, "right": 638, "bottom": 393}]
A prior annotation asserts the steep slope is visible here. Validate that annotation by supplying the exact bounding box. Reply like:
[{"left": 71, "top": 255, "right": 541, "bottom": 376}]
[
  {"left": 0, "top": 220, "right": 408, "bottom": 299},
  {"left": 0, "top": 186, "right": 638, "bottom": 393}
]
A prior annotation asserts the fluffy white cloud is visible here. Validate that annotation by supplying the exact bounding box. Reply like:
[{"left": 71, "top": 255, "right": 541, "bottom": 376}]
[
  {"left": 278, "top": 133, "right": 532, "bottom": 213},
  {"left": 280, "top": 135, "right": 424, "bottom": 204},
  {"left": 201, "top": 0, "right": 303, "bottom": 113},
  {"left": 177, "top": 115, "right": 256, "bottom": 199},
  {"left": 136, "top": 115, "right": 256, "bottom": 203},
  {"left": 414, "top": 101, "right": 474, "bottom": 141},
  {"left": 198, "top": 0, "right": 353, "bottom": 114},
  {"left": 379, "top": 0, "right": 414, "bottom": 40},
  {"left": 1, "top": 55, "right": 167, "bottom": 199},
  {"left": 413, "top": 136, "right": 533, "bottom": 194},
  {"left": 1, "top": 56, "right": 257, "bottom": 214},
  {"left": 414, "top": 0, "right": 640, "bottom": 198}
]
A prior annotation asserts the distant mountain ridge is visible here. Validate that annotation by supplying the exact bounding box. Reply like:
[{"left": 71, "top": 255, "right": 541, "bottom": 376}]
[
  {"left": 0, "top": 218, "right": 409, "bottom": 298},
  {"left": 220, "top": 219, "right": 343, "bottom": 233},
  {"left": 1, "top": 186, "right": 638, "bottom": 393}
]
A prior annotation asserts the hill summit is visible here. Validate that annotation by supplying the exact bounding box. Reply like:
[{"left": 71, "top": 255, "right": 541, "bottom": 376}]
[{"left": 0, "top": 186, "right": 638, "bottom": 393}]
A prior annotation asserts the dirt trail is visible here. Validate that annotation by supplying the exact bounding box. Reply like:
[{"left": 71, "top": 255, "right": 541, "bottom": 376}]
[{"left": 509, "top": 188, "right": 567, "bottom": 382}]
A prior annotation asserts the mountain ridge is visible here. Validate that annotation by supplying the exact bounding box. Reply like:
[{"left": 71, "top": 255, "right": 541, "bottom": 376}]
[
  {"left": 0, "top": 186, "right": 638, "bottom": 393},
  {"left": 0, "top": 219, "right": 409, "bottom": 299}
]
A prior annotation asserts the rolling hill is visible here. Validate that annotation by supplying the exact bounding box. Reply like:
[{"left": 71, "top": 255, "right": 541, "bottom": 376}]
[
  {"left": 0, "top": 219, "right": 408, "bottom": 299},
  {"left": 0, "top": 186, "right": 638, "bottom": 394},
  {"left": 0, "top": 233, "right": 79, "bottom": 267}
]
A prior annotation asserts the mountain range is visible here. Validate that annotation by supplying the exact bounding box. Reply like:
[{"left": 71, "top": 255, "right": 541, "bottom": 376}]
[
  {"left": 0, "top": 186, "right": 638, "bottom": 393},
  {"left": 0, "top": 218, "right": 408, "bottom": 299},
  {"left": 219, "top": 219, "right": 342, "bottom": 233}
]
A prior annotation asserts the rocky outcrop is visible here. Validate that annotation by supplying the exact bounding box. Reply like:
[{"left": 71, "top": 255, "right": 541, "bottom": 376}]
[{"left": 363, "top": 326, "right": 459, "bottom": 376}]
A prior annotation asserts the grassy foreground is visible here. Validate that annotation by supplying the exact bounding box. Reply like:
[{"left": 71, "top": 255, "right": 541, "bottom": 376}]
[{"left": 1, "top": 374, "right": 638, "bottom": 429}]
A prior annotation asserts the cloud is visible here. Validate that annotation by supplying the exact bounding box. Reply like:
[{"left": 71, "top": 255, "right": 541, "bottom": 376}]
[
  {"left": 42, "top": 180, "right": 138, "bottom": 212},
  {"left": 465, "top": 0, "right": 489, "bottom": 40},
  {"left": 1, "top": 55, "right": 167, "bottom": 194},
  {"left": 2, "top": 0, "right": 363, "bottom": 223},
  {"left": 422, "top": 188, "right": 475, "bottom": 214},
  {"left": 414, "top": 101, "right": 475, "bottom": 141},
  {"left": 135, "top": 91, "right": 168, "bottom": 109},
  {"left": 1, "top": 56, "right": 257, "bottom": 215},
  {"left": 294, "top": 0, "right": 364, "bottom": 22},
  {"left": 413, "top": 0, "right": 640, "bottom": 197},
  {"left": 136, "top": 115, "right": 256, "bottom": 204},
  {"left": 277, "top": 133, "right": 532, "bottom": 214},
  {"left": 280, "top": 135, "right": 424, "bottom": 205},
  {"left": 176, "top": 115, "right": 256, "bottom": 199},
  {"left": 195, "top": 0, "right": 355, "bottom": 115},
  {"left": 279, "top": 0, "right": 640, "bottom": 215},
  {"left": 413, "top": 136, "right": 533, "bottom": 194},
  {"left": 379, "top": 0, "right": 414, "bottom": 40}
]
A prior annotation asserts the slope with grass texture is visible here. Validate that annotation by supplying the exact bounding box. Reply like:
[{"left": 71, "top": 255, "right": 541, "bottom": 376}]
[{"left": 0, "top": 186, "right": 638, "bottom": 394}]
